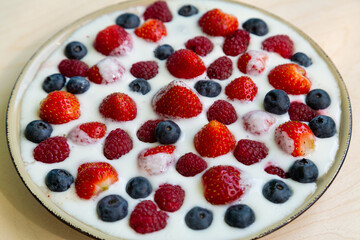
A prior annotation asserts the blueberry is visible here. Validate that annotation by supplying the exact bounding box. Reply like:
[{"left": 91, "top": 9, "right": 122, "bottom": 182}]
[
  {"left": 115, "top": 13, "right": 140, "bottom": 29},
  {"left": 178, "top": 5, "right": 199, "bottom": 17},
  {"left": 154, "top": 44, "right": 174, "bottom": 60},
  {"left": 242, "top": 18, "right": 268, "bottom": 36},
  {"left": 224, "top": 204, "right": 255, "bottom": 228},
  {"left": 194, "top": 80, "right": 222, "bottom": 98},
  {"left": 309, "top": 115, "right": 336, "bottom": 138},
  {"left": 288, "top": 158, "right": 319, "bottom": 183},
  {"left": 25, "top": 120, "right": 53, "bottom": 143},
  {"left": 129, "top": 78, "right": 151, "bottom": 95},
  {"left": 264, "top": 89, "right": 290, "bottom": 115},
  {"left": 42, "top": 73, "right": 66, "bottom": 93},
  {"left": 126, "top": 176, "right": 152, "bottom": 199},
  {"left": 45, "top": 169, "right": 74, "bottom": 192},
  {"left": 155, "top": 120, "right": 181, "bottom": 144},
  {"left": 64, "top": 41, "right": 87, "bottom": 60},
  {"left": 185, "top": 207, "right": 213, "bottom": 230},
  {"left": 291, "top": 52, "right": 312, "bottom": 67},
  {"left": 306, "top": 89, "right": 331, "bottom": 110},
  {"left": 66, "top": 76, "right": 90, "bottom": 94},
  {"left": 262, "top": 179, "right": 292, "bottom": 204},
  {"left": 96, "top": 194, "right": 128, "bottom": 222}
]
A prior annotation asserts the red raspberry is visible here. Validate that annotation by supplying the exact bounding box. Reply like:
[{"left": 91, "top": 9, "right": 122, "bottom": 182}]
[
  {"left": 94, "top": 25, "right": 132, "bottom": 56},
  {"left": 225, "top": 76, "right": 258, "bottom": 101},
  {"left": 135, "top": 19, "right": 167, "bottom": 42},
  {"left": 262, "top": 35, "right": 294, "bottom": 59},
  {"left": 185, "top": 36, "right": 213, "bottom": 57},
  {"left": 130, "top": 61, "right": 159, "bottom": 80},
  {"left": 58, "top": 59, "right": 89, "bottom": 78},
  {"left": 223, "top": 29, "right": 250, "bottom": 56},
  {"left": 136, "top": 119, "right": 163, "bottom": 143},
  {"left": 103, "top": 128, "right": 133, "bottom": 160},
  {"left": 33, "top": 136, "right": 70, "bottom": 164},
  {"left": 154, "top": 184, "right": 185, "bottom": 212},
  {"left": 206, "top": 56, "right": 233, "bottom": 80},
  {"left": 143, "top": 1, "right": 173, "bottom": 22},
  {"left": 233, "top": 139, "right": 269, "bottom": 165},
  {"left": 265, "top": 164, "right": 288, "bottom": 179},
  {"left": 288, "top": 101, "right": 318, "bottom": 122},
  {"left": 99, "top": 92, "right": 137, "bottom": 121},
  {"left": 175, "top": 152, "right": 207, "bottom": 177},
  {"left": 207, "top": 100, "right": 237, "bottom": 125}
]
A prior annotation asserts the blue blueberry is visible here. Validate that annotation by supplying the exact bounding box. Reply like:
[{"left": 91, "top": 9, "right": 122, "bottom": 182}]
[
  {"left": 64, "top": 41, "right": 87, "bottom": 60},
  {"left": 291, "top": 52, "right": 312, "bottom": 67},
  {"left": 25, "top": 120, "right": 53, "bottom": 143},
  {"left": 288, "top": 158, "right": 318, "bottom": 183},
  {"left": 306, "top": 89, "right": 331, "bottom": 110},
  {"left": 262, "top": 179, "right": 292, "bottom": 204},
  {"left": 96, "top": 194, "right": 128, "bottom": 222},
  {"left": 155, "top": 120, "right": 181, "bottom": 144},
  {"left": 66, "top": 76, "right": 90, "bottom": 94},
  {"left": 126, "top": 176, "right": 152, "bottom": 199},
  {"left": 309, "top": 115, "right": 336, "bottom": 138},
  {"left": 242, "top": 18, "right": 268, "bottom": 36},
  {"left": 154, "top": 44, "right": 174, "bottom": 60},
  {"left": 45, "top": 169, "right": 74, "bottom": 192},
  {"left": 224, "top": 204, "right": 255, "bottom": 228},
  {"left": 185, "top": 207, "right": 213, "bottom": 230},
  {"left": 178, "top": 5, "right": 199, "bottom": 17},
  {"left": 116, "top": 13, "right": 140, "bottom": 29},
  {"left": 129, "top": 78, "right": 151, "bottom": 95},
  {"left": 194, "top": 80, "right": 222, "bottom": 98},
  {"left": 42, "top": 73, "right": 66, "bottom": 93},
  {"left": 264, "top": 89, "right": 290, "bottom": 115}
]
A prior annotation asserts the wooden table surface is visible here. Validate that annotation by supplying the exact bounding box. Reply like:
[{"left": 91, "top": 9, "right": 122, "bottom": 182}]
[{"left": 1, "top": 0, "right": 359, "bottom": 239}]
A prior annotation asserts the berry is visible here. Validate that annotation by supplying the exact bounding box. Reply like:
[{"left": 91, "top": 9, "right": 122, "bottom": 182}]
[
  {"left": 178, "top": 5, "right": 198, "bottom": 17},
  {"left": 135, "top": 19, "right": 167, "bottom": 42},
  {"left": 233, "top": 139, "right": 269, "bottom": 165},
  {"left": 207, "top": 100, "right": 237, "bottom": 125},
  {"left": 97, "top": 195, "right": 128, "bottom": 222},
  {"left": 87, "top": 57, "right": 126, "bottom": 84},
  {"left": 263, "top": 89, "right": 290, "bottom": 115},
  {"left": 291, "top": 52, "right": 312, "bottom": 67},
  {"left": 306, "top": 89, "right": 331, "bottom": 110},
  {"left": 143, "top": 1, "right": 173, "bottom": 22},
  {"left": 262, "top": 179, "right": 292, "bottom": 204},
  {"left": 194, "top": 80, "right": 221, "bottom": 98},
  {"left": 58, "top": 59, "right": 89, "bottom": 78},
  {"left": 66, "top": 76, "right": 90, "bottom": 94},
  {"left": 225, "top": 76, "right": 258, "bottom": 101},
  {"left": 115, "top": 13, "right": 140, "bottom": 29},
  {"left": 175, "top": 152, "right": 207, "bottom": 177},
  {"left": 154, "top": 184, "right": 185, "bottom": 212},
  {"left": 223, "top": 29, "right": 250, "bottom": 56},
  {"left": 103, "top": 128, "right": 133, "bottom": 160},
  {"left": 288, "top": 158, "right": 319, "bottom": 183},
  {"left": 138, "top": 145, "right": 176, "bottom": 175},
  {"left": 242, "top": 18, "right": 268, "bottom": 36},
  {"left": 185, "top": 36, "right": 213, "bottom": 57},
  {"left": 68, "top": 122, "right": 106, "bottom": 145},
  {"left": 268, "top": 63, "right": 311, "bottom": 95},
  {"left": 33, "top": 136, "right": 70, "bottom": 164},
  {"left": 309, "top": 115, "right": 336, "bottom": 138},
  {"left": 39, "top": 91, "right": 80, "bottom": 124},
  {"left": 64, "top": 41, "right": 87, "bottom": 60},
  {"left": 75, "top": 162, "right": 118, "bottom": 199},
  {"left": 45, "top": 169, "right": 74, "bottom": 192},
  {"left": 242, "top": 110, "right": 276, "bottom": 135},
  {"left": 130, "top": 61, "right": 159, "bottom": 80},
  {"left": 136, "top": 119, "right": 162, "bottom": 143},
  {"left": 129, "top": 200, "right": 168, "bottom": 234},
  {"left": 224, "top": 204, "right": 255, "bottom": 228},
  {"left": 155, "top": 120, "right": 181, "bottom": 144},
  {"left": 166, "top": 49, "right": 206, "bottom": 79},
  {"left": 265, "top": 164, "right": 288, "bottom": 179},
  {"left": 126, "top": 176, "right": 152, "bottom": 199},
  {"left": 198, "top": 8, "right": 238, "bottom": 36},
  {"left": 129, "top": 78, "right": 151, "bottom": 95},
  {"left": 288, "top": 101, "right": 318, "bottom": 122},
  {"left": 262, "top": 35, "right": 294, "bottom": 59},
  {"left": 154, "top": 44, "right": 174, "bottom": 60},
  {"left": 99, "top": 92, "right": 137, "bottom": 121},
  {"left": 94, "top": 25, "right": 132, "bottom": 56},
  {"left": 206, "top": 56, "right": 233, "bottom": 80},
  {"left": 24, "top": 120, "right": 53, "bottom": 143},
  {"left": 237, "top": 50, "right": 268, "bottom": 75},
  {"left": 42, "top": 73, "right": 66, "bottom": 93},
  {"left": 185, "top": 207, "right": 213, "bottom": 230}
]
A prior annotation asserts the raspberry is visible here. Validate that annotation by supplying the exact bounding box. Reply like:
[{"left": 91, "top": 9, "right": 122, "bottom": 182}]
[
  {"left": 223, "top": 29, "right": 250, "bottom": 56},
  {"left": 233, "top": 139, "right": 269, "bottom": 165},
  {"left": 33, "top": 136, "right": 70, "bottom": 164},
  {"left": 143, "top": 1, "right": 173, "bottom": 22},
  {"left": 130, "top": 61, "right": 159, "bottom": 80},
  {"left": 262, "top": 35, "right": 294, "bottom": 59},
  {"left": 58, "top": 59, "right": 89, "bottom": 78},
  {"left": 103, "top": 128, "right": 133, "bottom": 160},
  {"left": 206, "top": 56, "right": 233, "bottom": 80},
  {"left": 136, "top": 119, "right": 163, "bottom": 143},
  {"left": 288, "top": 101, "right": 318, "bottom": 122},
  {"left": 185, "top": 36, "right": 213, "bottom": 57},
  {"left": 265, "top": 164, "right": 288, "bottom": 179},
  {"left": 206, "top": 100, "right": 237, "bottom": 125},
  {"left": 154, "top": 184, "right": 185, "bottom": 212},
  {"left": 225, "top": 76, "right": 258, "bottom": 101},
  {"left": 175, "top": 152, "right": 207, "bottom": 177}
]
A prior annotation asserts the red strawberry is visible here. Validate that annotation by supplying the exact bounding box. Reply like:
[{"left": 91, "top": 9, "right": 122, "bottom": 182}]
[
  {"left": 198, "top": 9, "right": 238, "bottom": 36},
  {"left": 242, "top": 110, "right": 276, "bottom": 135},
  {"left": 58, "top": 59, "right": 89, "bottom": 78},
  {"left": 129, "top": 200, "right": 168, "bottom": 234},
  {"left": 206, "top": 56, "right": 233, "bottom": 80},
  {"left": 94, "top": 25, "right": 132, "bottom": 56},
  {"left": 275, "top": 121, "right": 315, "bottom": 157},
  {"left": 152, "top": 80, "right": 202, "bottom": 119},
  {"left": 233, "top": 139, "right": 269, "bottom": 165},
  {"left": 202, "top": 165, "right": 245, "bottom": 205},
  {"left": 175, "top": 152, "right": 208, "bottom": 177},
  {"left": 262, "top": 35, "right": 294, "bottom": 59},
  {"left": 75, "top": 162, "right": 118, "bottom": 199},
  {"left": 68, "top": 122, "right": 106, "bottom": 145},
  {"left": 166, "top": 49, "right": 206, "bottom": 79},
  {"left": 225, "top": 76, "right": 258, "bottom": 101},
  {"left": 194, "top": 120, "right": 236, "bottom": 158},
  {"left": 135, "top": 19, "right": 167, "bottom": 42},
  {"left": 138, "top": 145, "right": 176, "bottom": 175},
  {"left": 143, "top": 1, "right": 173, "bottom": 22},
  {"left": 99, "top": 92, "right": 137, "bottom": 121},
  {"left": 237, "top": 50, "right": 268, "bottom": 75},
  {"left": 223, "top": 29, "right": 250, "bottom": 56},
  {"left": 207, "top": 100, "right": 237, "bottom": 125},
  {"left": 33, "top": 136, "right": 70, "bottom": 163},
  {"left": 87, "top": 57, "right": 125, "bottom": 84},
  {"left": 154, "top": 184, "right": 185, "bottom": 212},
  {"left": 185, "top": 36, "right": 214, "bottom": 57},
  {"left": 268, "top": 63, "right": 311, "bottom": 95},
  {"left": 264, "top": 164, "right": 288, "bottom": 179},
  {"left": 130, "top": 61, "right": 159, "bottom": 80},
  {"left": 136, "top": 119, "right": 163, "bottom": 143},
  {"left": 103, "top": 128, "right": 133, "bottom": 160},
  {"left": 288, "top": 101, "right": 318, "bottom": 122},
  {"left": 39, "top": 91, "right": 80, "bottom": 124}
]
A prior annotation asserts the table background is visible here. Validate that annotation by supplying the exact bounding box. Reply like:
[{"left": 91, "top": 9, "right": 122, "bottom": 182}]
[{"left": 1, "top": 0, "right": 359, "bottom": 239}]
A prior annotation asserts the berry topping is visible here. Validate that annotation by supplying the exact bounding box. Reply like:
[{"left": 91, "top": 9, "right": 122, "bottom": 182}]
[
  {"left": 185, "top": 207, "right": 213, "bottom": 230},
  {"left": 126, "top": 176, "right": 152, "bottom": 199},
  {"left": 138, "top": 145, "right": 176, "bottom": 175},
  {"left": 225, "top": 76, "right": 258, "bottom": 101},
  {"left": 42, "top": 73, "right": 66, "bottom": 93},
  {"left": 178, "top": 5, "right": 198, "bottom": 17},
  {"left": 223, "top": 29, "right": 250, "bottom": 56},
  {"left": 242, "top": 110, "right": 276, "bottom": 135},
  {"left": 64, "top": 41, "right": 87, "bottom": 60},
  {"left": 175, "top": 152, "right": 207, "bottom": 177},
  {"left": 234, "top": 139, "right": 269, "bottom": 165},
  {"left": 116, "top": 13, "right": 140, "bottom": 29},
  {"left": 24, "top": 120, "right": 53, "bottom": 143},
  {"left": 288, "top": 101, "right": 318, "bottom": 122},
  {"left": 129, "top": 78, "right": 151, "bottom": 95},
  {"left": 207, "top": 100, "right": 238, "bottom": 125},
  {"left": 94, "top": 25, "right": 132, "bottom": 56},
  {"left": 242, "top": 18, "right": 268, "bottom": 36},
  {"left": 224, "top": 204, "right": 255, "bottom": 228},
  {"left": 96, "top": 194, "right": 128, "bottom": 222},
  {"left": 237, "top": 50, "right": 268, "bottom": 75},
  {"left": 143, "top": 1, "right": 173, "bottom": 22},
  {"left": 154, "top": 184, "right": 185, "bottom": 212},
  {"left": 288, "top": 158, "right": 319, "bottom": 183},
  {"left": 263, "top": 89, "right": 290, "bottom": 115},
  {"left": 309, "top": 115, "right": 336, "bottom": 138},
  {"left": 155, "top": 120, "right": 181, "bottom": 144},
  {"left": 130, "top": 61, "right": 159, "bottom": 80},
  {"left": 87, "top": 57, "right": 126, "bottom": 84},
  {"left": 103, "top": 128, "right": 133, "bottom": 160},
  {"left": 58, "top": 59, "right": 89, "bottom": 78},
  {"left": 185, "top": 36, "right": 214, "bottom": 57},
  {"left": 45, "top": 169, "right": 74, "bottom": 192},
  {"left": 135, "top": 19, "right": 167, "bottom": 42},
  {"left": 99, "top": 92, "right": 137, "bottom": 121},
  {"left": 68, "top": 122, "right": 106, "bottom": 145},
  {"left": 291, "top": 52, "right": 312, "bottom": 67},
  {"left": 306, "top": 89, "right": 331, "bottom": 110},
  {"left": 33, "top": 136, "right": 70, "bottom": 164},
  {"left": 154, "top": 44, "right": 174, "bottom": 60},
  {"left": 66, "top": 76, "right": 90, "bottom": 94},
  {"left": 194, "top": 80, "right": 222, "bottom": 98},
  {"left": 262, "top": 35, "right": 294, "bottom": 59},
  {"left": 136, "top": 119, "right": 163, "bottom": 143},
  {"left": 262, "top": 179, "right": 292, "bottom": 204},
  {"left": 207, "top": 56, "right": 233, "bottom": 80},
  {"left": 198, "top": 9, "right": 238, "bottom": 36},
  {"left": 265, "top": 164, "right": 289, "bottom": 179}
]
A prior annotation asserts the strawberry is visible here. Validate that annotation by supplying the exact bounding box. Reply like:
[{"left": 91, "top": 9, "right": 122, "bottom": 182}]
[
  {"left": 237, "top": 50, "right": 268, "bottom": 75},
  {"left": 103, "top": 128, "right": 133, "bottom": 160},
  {"left": 242, "top": 110, "right": 276, "bottom": 135},
  {"left": 262, "top": 35, "right": 294, "bottom": 59},
  {"left": 185, "top": 36, "right": 214, "bottom": 57},
  {"left": 175, "top": 152, "right": 208, "bottom": 177},
  {"left": 94, "top": 24, "right": 133, "bottom": 56},
  {"left": 136, "top": 119, "right": 163, "bottom": 143},
  {"left": 194, "top": 120, "right": 236, "bottom": 158},
  {"left": 206, "top": 56, "right": 233, "bottom": 80},
  {"left": 206, "top": 100, "right": 238, "bottom": 125},
  {"left": 225, "top": 76, "right": 258, "bottom": 101},
  {"left": 202, "top": 165, "right": 245, "bottom": 205},
  {"left": 233, "top": 139, "right": 269, "bottom": 165},
  {"left": 275, "top": 121, "right": 315, "bottom": 157},
  {"left": 68, "top": 122, "right": 106, "bottom": 145},
  {"left": 33, "top": 136, "right": 70, "bottom": 163},
  {"left": 288, "top": 101, "right": 318, "bottom": 122},
  {"left": 130, "top": 61, "right": 159, "bottom": 80},
  {"left": 75, "top": 162, "right": 118, "bottom": 199},
  {"left": 39, "top": 91, "right": 80, "bottom": 124},
  {"left": 264, "top": 164, "right": 288, "bottom": 179},
  {"left": 135, "top": 19, "right": 167, "bottom": 42},
  {"left": 58, "top": 59, "right": 89, "bottom": 78},
  {"left": 268, "top": 63, "right": 311, "bottom": 95},
  {"left": 222, "top": 29, "right": 250, "bottom": 56},
  {"left": 99, "top": 92, "right": 137, "bottom": 121},
  {"left": 152, "top": 80, "right": 203, "bottom": 118},
  {"left": 138, "top": 145, "right": 176, "bottom": 175},
  {"left": 198, "top": 8, "right": 238, "bottom": 36},
  {"left": 87, "top": 57, "right": 125, "bottom": 84},
  {"left": 166, "top": 49, "right": 206, "bottom": 79},
  {"left": 154, "top": 184, "right": 185, "bottom": 212}
]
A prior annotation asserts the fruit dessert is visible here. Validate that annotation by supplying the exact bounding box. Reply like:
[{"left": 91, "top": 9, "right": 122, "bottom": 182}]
[{"left": 19, "top": 0, "right": 341, "bottom": 239}]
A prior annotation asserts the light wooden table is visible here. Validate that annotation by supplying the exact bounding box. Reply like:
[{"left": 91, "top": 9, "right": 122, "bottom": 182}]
[{"left": 0, "top": 0, "right": 359, "bottom": 239}]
